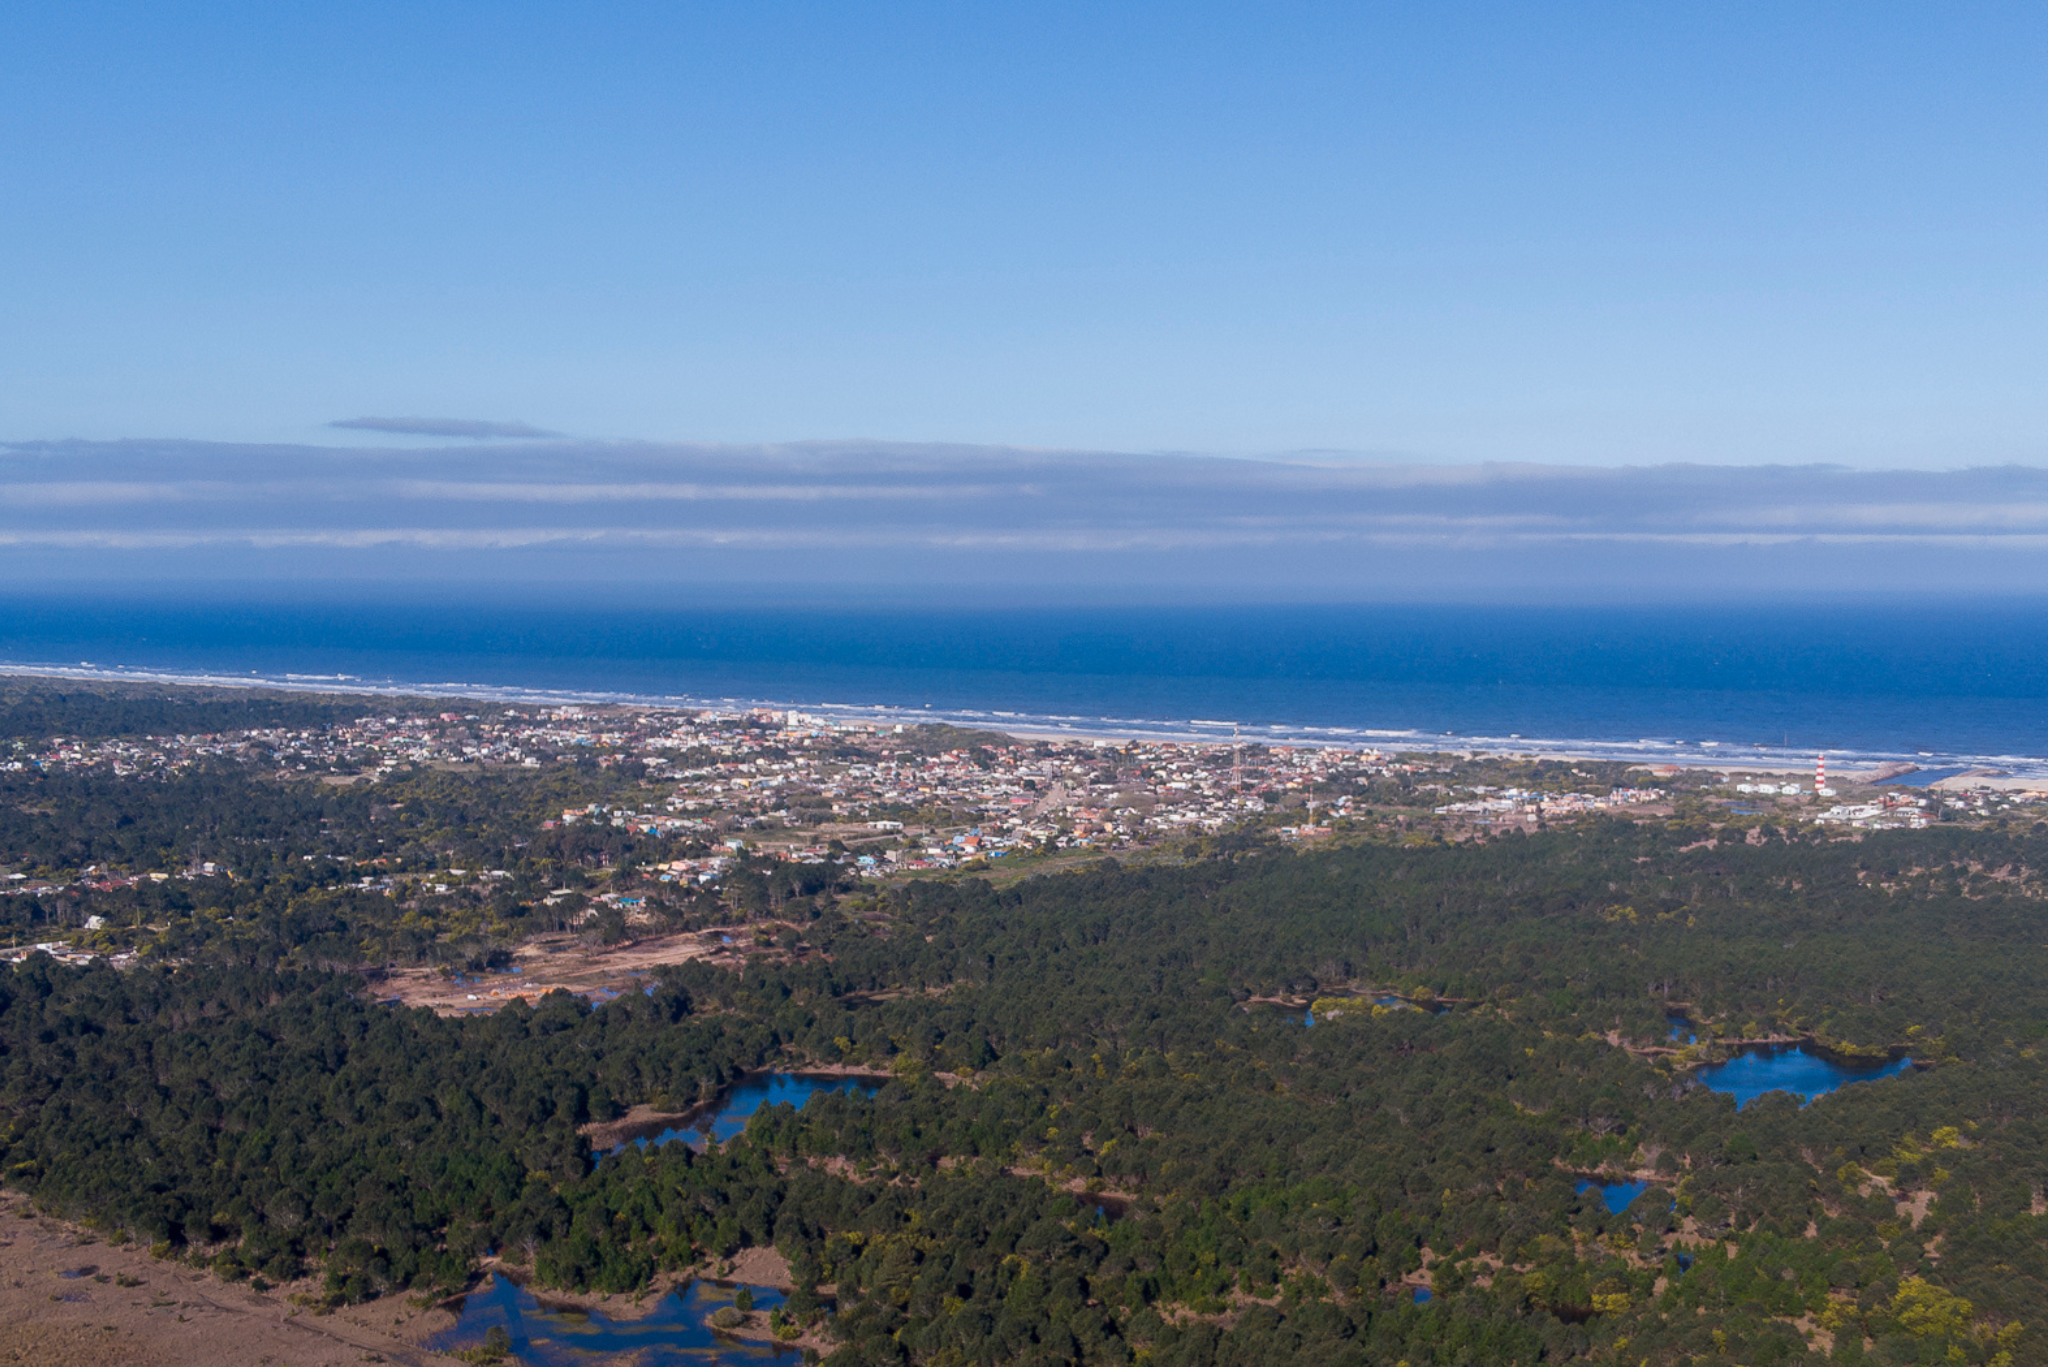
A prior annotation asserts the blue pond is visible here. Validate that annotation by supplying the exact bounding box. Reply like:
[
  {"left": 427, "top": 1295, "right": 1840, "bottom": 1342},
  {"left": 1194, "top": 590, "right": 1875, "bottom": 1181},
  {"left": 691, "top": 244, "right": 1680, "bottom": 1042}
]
[
  {"left": 1412, "top": 1287, "right": 1433, "bottom": 1304},
  {"left": 1667, "top": 1015, "right": 1697, "bottom": 1044},
  {"left": 605, "top": 1073, "right": 883, "bottom": 1159},
  {"left": 1576, "top": 1179, "right": 1651, "bottom": 1214},
  {"left": 1695, "top": 1045, "right": 1912, "bottom": 1109},
  {"left": 427, "top": 1272, "right": 796, "bottom": 1366}
]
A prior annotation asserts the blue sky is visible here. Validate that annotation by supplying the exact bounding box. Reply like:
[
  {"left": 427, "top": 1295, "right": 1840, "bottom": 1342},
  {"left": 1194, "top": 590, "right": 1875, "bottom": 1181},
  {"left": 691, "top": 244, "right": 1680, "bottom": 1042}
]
[{"left": 4, "top": 3, "right": 2044, "bottom": 466}]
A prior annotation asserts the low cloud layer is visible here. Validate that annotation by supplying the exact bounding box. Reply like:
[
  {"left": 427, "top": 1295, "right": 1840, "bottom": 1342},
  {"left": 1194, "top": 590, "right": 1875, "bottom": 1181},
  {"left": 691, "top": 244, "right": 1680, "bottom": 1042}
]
[
  {"left": 2, "top": 437, "right": 2046, "bottom": 601},
  {"left": 327, "top": 416, "right": 561, "bottom": 439}
]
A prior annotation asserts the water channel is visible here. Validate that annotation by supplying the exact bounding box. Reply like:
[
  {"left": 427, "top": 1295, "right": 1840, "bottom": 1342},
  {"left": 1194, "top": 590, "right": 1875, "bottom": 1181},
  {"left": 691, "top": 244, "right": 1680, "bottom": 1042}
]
[
  {"left": 426, "top": 1272, "right": 798, "bottom": 1366},
  {"left": 438, "top": 1074, "right": 894, "bottom": 1359}
]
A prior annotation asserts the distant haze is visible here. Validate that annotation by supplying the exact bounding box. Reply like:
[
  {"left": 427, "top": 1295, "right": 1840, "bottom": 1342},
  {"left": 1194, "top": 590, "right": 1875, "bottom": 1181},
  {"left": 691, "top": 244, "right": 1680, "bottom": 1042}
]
[
  {"left": 3, "top": 437, "right": 2045, "bottom": 603},
  {"left": 327, "top": 417, "right": 563, "bottom": 440}
]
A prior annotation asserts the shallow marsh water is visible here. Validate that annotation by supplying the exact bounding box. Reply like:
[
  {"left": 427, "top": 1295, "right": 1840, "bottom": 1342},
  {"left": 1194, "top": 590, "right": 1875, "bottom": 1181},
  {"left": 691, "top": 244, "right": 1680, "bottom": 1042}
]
[{"left": 426, "top": 1273, "right": 796, "bottom": 1366}]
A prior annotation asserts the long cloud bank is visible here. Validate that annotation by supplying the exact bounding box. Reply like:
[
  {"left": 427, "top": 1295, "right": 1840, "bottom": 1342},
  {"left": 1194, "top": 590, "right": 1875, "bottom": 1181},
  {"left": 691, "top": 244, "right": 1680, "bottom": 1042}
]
[{"left": 2, "top": 437, "right": 2045, "bottom": 601}]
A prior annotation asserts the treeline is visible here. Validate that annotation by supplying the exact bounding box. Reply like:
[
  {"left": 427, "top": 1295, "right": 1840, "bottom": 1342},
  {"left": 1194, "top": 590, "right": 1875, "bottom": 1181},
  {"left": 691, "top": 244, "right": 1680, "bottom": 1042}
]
[
  {"left": 2, "top": 821, "right": 2047, "bottom": 1364},
  {"left": 0, "top": 679, "right": 404, "bottom": 739}
]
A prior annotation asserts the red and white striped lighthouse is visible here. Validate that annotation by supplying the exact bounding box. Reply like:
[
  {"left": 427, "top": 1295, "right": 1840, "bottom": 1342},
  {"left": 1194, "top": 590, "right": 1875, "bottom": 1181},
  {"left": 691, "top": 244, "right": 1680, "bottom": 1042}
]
[{"left": 1815, "top": 754, "right": 1826, "bottom": 793}]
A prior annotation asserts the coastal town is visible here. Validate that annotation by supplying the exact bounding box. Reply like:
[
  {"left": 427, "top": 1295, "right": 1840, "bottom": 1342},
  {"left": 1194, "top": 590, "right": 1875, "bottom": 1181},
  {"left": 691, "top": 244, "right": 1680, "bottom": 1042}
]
[{"left": 2, "top": 697, "right": 2040, "bottom": 975}]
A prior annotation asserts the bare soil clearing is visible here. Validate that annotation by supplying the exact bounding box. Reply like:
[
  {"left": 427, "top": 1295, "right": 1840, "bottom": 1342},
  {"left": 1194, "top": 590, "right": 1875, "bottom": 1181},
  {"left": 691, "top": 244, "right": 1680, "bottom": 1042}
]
[
  {"left": 371, "top": 930, "right": 738, "bottom": 1014},
  {"left": 0, "top": 1195, "right": 459, "bottom": 1367},
  {"left": 580, "top": 1102, "right": 703, "bottom": 1151}
]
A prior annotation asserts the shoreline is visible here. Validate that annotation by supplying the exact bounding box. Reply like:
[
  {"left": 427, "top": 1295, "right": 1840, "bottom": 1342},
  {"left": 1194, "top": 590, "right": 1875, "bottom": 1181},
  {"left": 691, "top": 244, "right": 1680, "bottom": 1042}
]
[{"left": 4, "top": 661, "right": 2042, "bottom": 784}]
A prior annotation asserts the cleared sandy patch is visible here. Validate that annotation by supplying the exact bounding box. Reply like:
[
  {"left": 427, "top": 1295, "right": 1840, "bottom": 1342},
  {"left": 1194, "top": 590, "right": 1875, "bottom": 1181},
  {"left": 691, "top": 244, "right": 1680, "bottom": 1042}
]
[
  {"left": 0, "top": 1195, "right": 460, "bottom": 1367},
  {"left": 722, "top": 1246, "right": 794, "bottom": 1290},
  {"left": 371, "top": 930, "right": 736, "bottom": 1015},
  {"left": 581, "top": 1101, "right": 705, "bottom": 1151}
]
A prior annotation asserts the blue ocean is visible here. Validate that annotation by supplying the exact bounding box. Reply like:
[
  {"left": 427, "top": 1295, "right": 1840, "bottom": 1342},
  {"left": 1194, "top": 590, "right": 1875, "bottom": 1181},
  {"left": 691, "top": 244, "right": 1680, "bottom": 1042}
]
[{"left": 1, "top": 595, "right": 2044, "bottom": 777}]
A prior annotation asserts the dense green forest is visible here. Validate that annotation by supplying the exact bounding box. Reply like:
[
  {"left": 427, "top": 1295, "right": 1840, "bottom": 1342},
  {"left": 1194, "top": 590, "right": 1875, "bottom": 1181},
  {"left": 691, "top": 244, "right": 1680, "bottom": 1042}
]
[
  {"left": 0, "top": 678, "right": 416, "bottom": 739},
  {"left": 4, "top": 815, "right": 2046, "bottom": 1367}
]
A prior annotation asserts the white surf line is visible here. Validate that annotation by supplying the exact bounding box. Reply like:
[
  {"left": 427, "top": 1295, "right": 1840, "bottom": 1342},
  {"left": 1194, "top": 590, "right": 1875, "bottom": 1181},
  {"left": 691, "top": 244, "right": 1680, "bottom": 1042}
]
[{"left": 1, "top": 659, "right": 2043, "bottom": 781}]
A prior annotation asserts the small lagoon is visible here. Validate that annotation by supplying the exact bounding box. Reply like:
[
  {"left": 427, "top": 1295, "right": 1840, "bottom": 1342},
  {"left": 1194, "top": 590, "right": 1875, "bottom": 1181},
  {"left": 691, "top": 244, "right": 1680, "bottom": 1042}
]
[
  {"left": 427, "top": 1272, "right": 796, "bottom": 1366},
  {"left": 1575, "top": 1179, "right": 1652, "bottom": 1215},
  {"left": 604, "top": 1073, "right": 884, "bottom": 1159},
  {"left": 1695, "top": 1044, "right": 1911, "bottom": 1109}
]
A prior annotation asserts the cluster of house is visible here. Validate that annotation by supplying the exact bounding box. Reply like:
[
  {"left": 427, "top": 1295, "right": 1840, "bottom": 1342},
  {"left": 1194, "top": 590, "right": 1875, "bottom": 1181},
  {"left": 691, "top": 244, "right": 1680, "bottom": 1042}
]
[
  {"left": 4, "top": 705, "right": 796, "bottom": 779},
  {"left": 1431, "top": 785, "right": 1668, "bottom": 822},
  {"left": 3, "top": 862, "right": 219, "bottom": 906},
  {"left": 1813, "top": 797, "right": 1932, "bottom": 830},
  {"left": 4, "top": 731, "right": 255, "bottom": 776},
  {"left": 62, "top": 701, "right": 1973, "bottom": 909},
  {"left": 4, "top": 706, "right": 1435, "bottom": 932},
  {"left": 23, "top": 706, "right": 1697, "bottom": 874},
  {"left": 549, "top": 803, "right": 715, "bottom": 838},
  {"left": 464, "top": 709, "right": 1410, "bottom": 864},
  {"left": 666, "top": 721, "right": 1401, "bottom": 863},
  {"left": 29, "top": 699, "right": 1837, "bottom": 888},
  {"left": 0, "top": 939, "right": 138, "bottom": 968}
]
